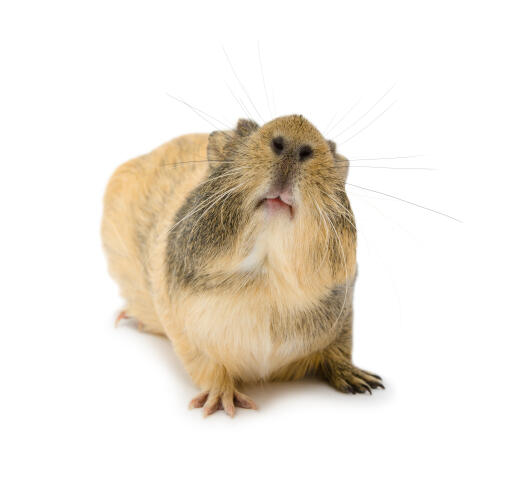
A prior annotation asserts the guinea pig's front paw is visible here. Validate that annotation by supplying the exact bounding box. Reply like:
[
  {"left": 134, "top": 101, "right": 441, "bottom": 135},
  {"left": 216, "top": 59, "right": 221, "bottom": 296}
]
[
  {"left": 189, "top": 388, "right": 257, "bottom": 417},
  {"left": 324, "top": 363, "right": 384, "bottom": 395}
]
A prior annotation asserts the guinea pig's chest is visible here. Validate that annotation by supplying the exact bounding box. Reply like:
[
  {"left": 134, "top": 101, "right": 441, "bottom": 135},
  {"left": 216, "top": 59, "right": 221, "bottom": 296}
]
[{"left": 182, "top": 292, "right": 319, "bottom": 381}]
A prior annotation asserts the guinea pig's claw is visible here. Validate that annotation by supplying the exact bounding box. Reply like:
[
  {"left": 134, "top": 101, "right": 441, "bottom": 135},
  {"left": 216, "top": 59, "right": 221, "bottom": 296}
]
[{"left": 325, "top": 363, "right": 385, "bottom": 394}]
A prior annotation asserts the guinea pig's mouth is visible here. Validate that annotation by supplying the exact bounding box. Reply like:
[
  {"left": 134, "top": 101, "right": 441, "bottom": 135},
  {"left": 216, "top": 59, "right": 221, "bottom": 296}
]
[{"left": 257, "top": 194, "right": 294, "bottom": 218}]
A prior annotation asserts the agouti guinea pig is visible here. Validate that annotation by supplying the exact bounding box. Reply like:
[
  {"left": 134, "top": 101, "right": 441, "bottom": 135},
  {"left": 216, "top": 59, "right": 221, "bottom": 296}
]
[{"left": 101, "top": 114, "right": 383, "bottom": 417}]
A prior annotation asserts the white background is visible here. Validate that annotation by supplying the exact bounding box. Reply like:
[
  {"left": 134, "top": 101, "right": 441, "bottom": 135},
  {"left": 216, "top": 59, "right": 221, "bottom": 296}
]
[{"left": 1, "top": 1, "right": 510, "bottom": 476}]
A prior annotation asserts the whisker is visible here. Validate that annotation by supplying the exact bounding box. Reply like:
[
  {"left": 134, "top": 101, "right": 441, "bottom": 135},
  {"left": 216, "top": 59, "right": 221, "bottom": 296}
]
[
  {"left": 141, "top": 167, "right": 244, "bottom": 271},
  {"left": 346, "top": 155, "right": 424, "bottom": 162},
  {"left": 339, "top": 165, "right": 435, "bottom": 171},
  {"left": 319, "top": 203, "right": 350, "bottom": 329},
  {"left": 257, "top": 42, "right": 273, "bottom": 118},
  {"left": 324, "top": 98, "right": 361, "bottom": 137},
  {"left": 271, "top": 88, "right": 277, "bottom": 119},
  {"left": 222, "top": 46, "right": 265, "bottom": 123},
  {"left": 162, "top": 137, "right": 258, "bottom": 164},
  {"left": 225, "top": 81, "right": 255, "bottom": 122},
  {"left": 324, "top": 111, "right": 340, "bottom": 135},
  {"left": 168, "top": 183, "right": 241, "bottom": 235},
  {"left": 200, "top": 167, "right": 248, "bottom": 186},
  {"left": 319, "top": 190, "right": 356, "bottom": 230},
  {"left": 339, "top": 100, "right": 397, "bottom": 145},
  {"left": 189, "top": 183, "right": 245, "bottom": 237},
  {"left": 162, "top": 160, "right": 234, "bottom": 168},
  {"left": 332, "top": 83, "right": 396, "bottom": 139},
  {"left": 165, "top": 93, "right": 231, "bottom": 130},
  {"left": 311, "top": 198, "right": 331, "bottom": 269},
  {"left": 346, "top": 182, "right": 462, "bottom": 222}
]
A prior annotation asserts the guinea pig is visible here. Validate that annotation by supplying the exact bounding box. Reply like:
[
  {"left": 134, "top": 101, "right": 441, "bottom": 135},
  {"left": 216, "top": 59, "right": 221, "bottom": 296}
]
[{"left": 101, "top": 114, "right": 384, "bottom": 417}]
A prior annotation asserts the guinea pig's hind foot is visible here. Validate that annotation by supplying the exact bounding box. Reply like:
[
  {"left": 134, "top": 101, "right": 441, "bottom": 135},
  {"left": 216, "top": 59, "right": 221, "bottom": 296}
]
[
  {"left": 189, "top": 388, "right": 258, "bottom": 418},
  {"left": 324, "top": 362, "right": 384, "bottom": 395}
]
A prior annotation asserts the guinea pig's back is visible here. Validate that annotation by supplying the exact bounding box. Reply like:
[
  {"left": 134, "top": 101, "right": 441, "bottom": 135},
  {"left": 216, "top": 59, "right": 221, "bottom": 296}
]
[{"left": 101, "top": 133, "right": 209, "bottom": 333}]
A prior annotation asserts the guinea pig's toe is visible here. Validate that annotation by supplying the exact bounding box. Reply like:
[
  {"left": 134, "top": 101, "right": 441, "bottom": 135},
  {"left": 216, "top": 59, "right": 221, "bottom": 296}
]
[
  {"left": 189, "top": 388, "right": 257, "bottom": 417},
  {"left": 188, "top": 391, "right": 209, "bottom": 409},
  {"left": 221, "top": 395, "right": 236, "bottom": 418},
  {"left": 114, "top": 310, "right": 128, "bottom": 327},
  {"left": 203, "top": 392, "right": 223, "bottom": 417},
  {"left": 233, "top": 390, "right": 258, "bottom": 410}
]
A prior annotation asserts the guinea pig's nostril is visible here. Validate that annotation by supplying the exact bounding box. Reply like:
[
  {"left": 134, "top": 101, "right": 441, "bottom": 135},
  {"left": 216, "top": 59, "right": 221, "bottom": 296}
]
[
  {"left": 271, "top": 136, "right": 284, "bottom": 154},
  {"left": 299, "top": 145, "right": 313, "bottom": 161}
]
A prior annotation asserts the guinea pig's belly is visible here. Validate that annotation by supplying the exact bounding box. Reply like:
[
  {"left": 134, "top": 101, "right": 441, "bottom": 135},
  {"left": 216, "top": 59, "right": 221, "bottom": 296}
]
[{"left": 182, "top": 294, "right": 305, "bottom": 381}]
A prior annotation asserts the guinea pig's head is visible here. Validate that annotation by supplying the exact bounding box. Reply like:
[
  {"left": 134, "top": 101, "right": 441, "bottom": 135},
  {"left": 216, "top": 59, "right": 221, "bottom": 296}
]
[
  {"left": 197, "top": 114, "right": 356, "bottom": 285},
  {"left": 207, "top": 114, "right": 351, "bottom": 227}
]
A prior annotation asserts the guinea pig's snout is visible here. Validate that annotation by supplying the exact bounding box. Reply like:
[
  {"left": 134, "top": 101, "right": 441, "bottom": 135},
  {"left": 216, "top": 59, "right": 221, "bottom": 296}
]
[{"left": 258, "top": 135, "right": 316, "bottom": 218}]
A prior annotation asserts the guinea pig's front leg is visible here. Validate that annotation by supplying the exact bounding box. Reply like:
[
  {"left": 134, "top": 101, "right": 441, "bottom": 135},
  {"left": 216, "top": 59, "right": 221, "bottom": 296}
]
[
  {"left": 182, "top": 351, "right": 257, "bottom": 417},
  {"left": 164, "top": 319, "right": 257, "bottom": 417}
]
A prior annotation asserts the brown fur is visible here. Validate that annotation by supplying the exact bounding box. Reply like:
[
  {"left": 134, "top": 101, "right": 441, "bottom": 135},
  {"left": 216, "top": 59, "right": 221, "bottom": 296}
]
[{"left": 101, "top": 115, "right": 383, "bottom": 416}]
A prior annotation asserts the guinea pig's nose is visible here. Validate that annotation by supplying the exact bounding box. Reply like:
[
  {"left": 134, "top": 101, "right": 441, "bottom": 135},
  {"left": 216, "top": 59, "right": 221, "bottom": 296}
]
[
  {"left": 298, "top": 145, "right": 312, "bottom": 161},
  {"left": 271, "top": 136, "right": 285, "bottom": 154},
  {"left": 271, "top": 137, "right": 313, "bottom": 162}
]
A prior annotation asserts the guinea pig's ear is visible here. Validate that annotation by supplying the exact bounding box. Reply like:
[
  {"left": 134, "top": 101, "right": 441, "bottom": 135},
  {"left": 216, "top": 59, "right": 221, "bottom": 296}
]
[
  {"left": 207, "top": 119, "right": 258, "bottom": 165},
  {"left": 327, "top": 140, "right": 337, "bottom": 155},
  {"left": 207, "top": 130, "right": 234, "bottom": 164},
  {"left": 328, "top": 139, "right": 350, "bottom": 180},
  {"left": 236, "top": 118, "right": 259, "bottom": 137},
  {"left": 335, "top": 153, "right": 350, "bottom": 181}
]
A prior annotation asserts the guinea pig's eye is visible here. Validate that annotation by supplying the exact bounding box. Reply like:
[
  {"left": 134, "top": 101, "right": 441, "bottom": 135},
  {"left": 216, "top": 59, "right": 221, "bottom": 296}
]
[
  {"left": 271, "top": 136, "right": 284, "bottom": 154},
  {"left": 299, "top": 145, "right": 313, "bottom": 161}
]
